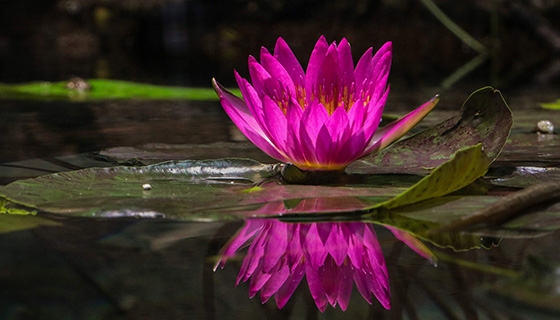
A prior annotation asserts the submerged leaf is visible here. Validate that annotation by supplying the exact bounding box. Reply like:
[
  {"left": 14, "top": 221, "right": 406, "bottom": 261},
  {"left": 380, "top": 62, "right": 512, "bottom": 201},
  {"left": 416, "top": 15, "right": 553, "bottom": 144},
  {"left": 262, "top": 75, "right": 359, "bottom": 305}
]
[
  {"left": 348, "top": 87, "right": 512, "bottom": 174},
  {"left": 0, "top": 213, "right": 60, "bottom": 234}
]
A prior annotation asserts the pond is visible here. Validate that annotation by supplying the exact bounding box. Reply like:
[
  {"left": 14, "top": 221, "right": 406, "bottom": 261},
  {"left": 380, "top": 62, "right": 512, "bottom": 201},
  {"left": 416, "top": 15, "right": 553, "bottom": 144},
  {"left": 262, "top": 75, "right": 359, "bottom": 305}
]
[{"left": 1, "top": 83, "right": 560, "bottom": 319}]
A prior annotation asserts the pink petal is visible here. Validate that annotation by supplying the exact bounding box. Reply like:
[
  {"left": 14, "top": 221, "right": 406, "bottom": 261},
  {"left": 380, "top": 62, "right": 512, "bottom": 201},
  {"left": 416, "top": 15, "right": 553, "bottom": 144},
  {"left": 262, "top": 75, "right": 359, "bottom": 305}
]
[
  {"left": 336, "top": 263, "right": 354, "bottom": 311},
  {"left": 275, "top": 262, "right": 305, "bottom": 309},
  {"left": 248, "top": 55, "right": 273, "bottom": 97},
  {"left": 286, "top": 224, "right": 304, "bottom": 272},
  {"left": 304, "top": 224, "right": 328, "bottom": 269},
  {"left": 316, "top": 43, "right": 340, "bottom": 106},
  {"left": 355, "top": 42, "right": 392, "bottom": 94},
  {"left": 260, "top": 46, "right": 296, "bottom": 97},
  {"left": 385, "top": 226, "right": 437, "bottom": 264},
  {"left": 297, "top": 122, "right": 319, "bottom": 165},
  {"left": 305, "top": 263, "right": 329, "bottom": 312},
  {"left": 333, "top": 130, "right": 367, "bottom": 165},
  {"left": 354, "top": 47, "right": 373, "bottom": 93},
  {"left": 262, "top": 220, "right": 288, "bottom": 272},
  {"left": 347, "top": 98, "right": 367, "bottom": 133},
  {"left": 284, "top": 103, "right": 307, "bottom": 163},
  {"left": 260, "top": 259, "right": 290, "bottom": 303},
  {"left": 273, "top": 37, "right": 305, "bottom": 89},
  {"left": 215, "top": 220, "right": 265, "bottom": 270},
  {"left": 324, "top": 223, "right": 349, "bottom": 266},
  {"left": 301, "top": 100, "right": 330, "bottom": 142},
  {"left": 262, "top": 96, "right": 288, "bottom": 150},
  {"left": 365, "top": 94, "right": 440, "bottom": 154},
  {"left": 213, "top": 78, "right": 263, "bottom": 137},
  {"left": 248, "top": 262, "right": 272, "bottom": 298},
  {"left": 319, "top": 256, "right": 338, "bottom": 306},
  {"left": 305, "top": 36, "right": 329, "bottom": 105},
  {"left": 238, "top": 225, "right": 269, "bottom": 284},
  {"left": 347, "top": 239, "right": 364, "bottom": 271},
  {"left": 353, "top": 271, "right": 374, "bottom": 304},
  {"left": 337, "top": 38, "right": 355, "bottom": 93},
  {"left": 366, "top": 49, "right": 392, "bottom": 102},
  {"left": 316, "top": 106, "right": 351, "bottom": 165},
  {"left": 214, "top": 78, "right": 287, "bottom": 161},
  {"left": 360, "top": 90, "right": 387, "bottom": 147}
]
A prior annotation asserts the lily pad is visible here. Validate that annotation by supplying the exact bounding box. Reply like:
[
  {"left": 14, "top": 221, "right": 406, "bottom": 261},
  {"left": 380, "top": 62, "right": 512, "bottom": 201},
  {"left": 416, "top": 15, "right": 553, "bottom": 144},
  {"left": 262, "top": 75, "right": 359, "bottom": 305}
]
[
  {"left": 0, "top": 145, "right": 488, "bottom": 224},
  {"left": 374, "top": 144, "right": 490, "bottom": 210},
  {"left": 489, "top": 166, "right": 560, "bottom": 188},
  {"left": 97, "top": 142, "right": 276, "bottom": 165},
  {"left": 348, "top": 87, "right": 512, "bottom": 174},
  {"left": 0, "top": 79, "right": 241, "bottom": 101},
  {"left": 541, "top": 99, "right": 560, "bottom": 110},
  {"left": 0, "top": 158, "right": 408, "bottom": 221}
]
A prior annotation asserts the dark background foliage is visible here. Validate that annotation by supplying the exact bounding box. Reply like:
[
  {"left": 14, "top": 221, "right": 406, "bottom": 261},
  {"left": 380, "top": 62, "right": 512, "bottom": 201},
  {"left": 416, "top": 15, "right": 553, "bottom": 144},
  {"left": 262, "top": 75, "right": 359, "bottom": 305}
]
[{"left": 1, "top": 0, "right": 559, "bottom": 89}]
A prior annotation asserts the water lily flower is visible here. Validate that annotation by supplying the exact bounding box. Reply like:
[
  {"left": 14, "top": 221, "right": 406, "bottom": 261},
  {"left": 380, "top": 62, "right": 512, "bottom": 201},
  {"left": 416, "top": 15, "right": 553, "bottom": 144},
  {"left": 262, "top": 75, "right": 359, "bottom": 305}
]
[
  {"left": 215, "top": 198, "right": 437, "bottom": 311},
  {"left": 215, "top": 219, "right": 391, "bottom": 311},
  {"left": 213, "top": 36, "right": 439, "bottom": 171}
]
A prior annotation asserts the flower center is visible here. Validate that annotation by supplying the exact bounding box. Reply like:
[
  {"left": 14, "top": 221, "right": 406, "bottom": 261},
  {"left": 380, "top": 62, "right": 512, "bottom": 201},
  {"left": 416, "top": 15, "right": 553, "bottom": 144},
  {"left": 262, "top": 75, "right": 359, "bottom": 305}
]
[{"left": 318, "top": 83, "right": 355, "bottom": 115}]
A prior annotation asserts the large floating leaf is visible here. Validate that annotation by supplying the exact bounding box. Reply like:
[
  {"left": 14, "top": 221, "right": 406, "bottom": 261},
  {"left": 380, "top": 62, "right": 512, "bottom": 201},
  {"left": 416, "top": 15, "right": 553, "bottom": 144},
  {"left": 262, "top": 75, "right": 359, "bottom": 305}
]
[
  {"left": 374, "top": 144, "right": 490, "bottom": 210},
  {"left": 0, "top": 159, "right": 406, "bottom": 221},
  {"left": 0, "top": 79, "right": 240, "bottom": 101},
  {"left": 348, "top": 87, "right": 512, "bottom": 174},
  {"left": 97, "top": 142, "right": 276, "bottom": 165}
]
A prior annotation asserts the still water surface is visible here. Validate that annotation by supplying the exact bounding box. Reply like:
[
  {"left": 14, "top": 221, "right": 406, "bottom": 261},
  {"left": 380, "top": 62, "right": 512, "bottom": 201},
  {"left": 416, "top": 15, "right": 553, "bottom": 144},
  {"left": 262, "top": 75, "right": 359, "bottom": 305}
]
[{"left": 1, "top": 90, "right": 560, "bottom": 319}]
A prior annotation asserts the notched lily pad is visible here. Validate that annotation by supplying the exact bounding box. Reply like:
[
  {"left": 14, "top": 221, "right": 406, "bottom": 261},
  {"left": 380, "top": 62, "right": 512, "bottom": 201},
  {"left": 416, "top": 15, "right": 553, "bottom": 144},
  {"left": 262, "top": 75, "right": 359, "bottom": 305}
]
[
  {"left": 348, "top": 87, "right": 512, "bottom": 174},
  {"left": 0, "top": 158, "right": 409, "bottom": 221}
]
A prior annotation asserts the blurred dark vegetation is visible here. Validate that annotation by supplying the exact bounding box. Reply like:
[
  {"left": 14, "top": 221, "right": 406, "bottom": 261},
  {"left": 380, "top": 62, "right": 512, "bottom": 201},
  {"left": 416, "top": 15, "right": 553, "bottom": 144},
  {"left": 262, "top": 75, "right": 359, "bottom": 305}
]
[{"left": 0, "top": 0, "right": 559, "bottom": 90}]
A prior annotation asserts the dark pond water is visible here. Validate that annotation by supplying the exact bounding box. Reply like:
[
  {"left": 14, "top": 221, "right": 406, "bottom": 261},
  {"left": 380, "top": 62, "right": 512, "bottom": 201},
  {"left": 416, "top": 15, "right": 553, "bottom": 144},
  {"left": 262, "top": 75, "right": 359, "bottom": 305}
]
[
  {"left": 1, "top": 215, "right": 559, "bottom": 320},
  {"left": 1, "top": 89, "right": 560, "bottom": 319}
]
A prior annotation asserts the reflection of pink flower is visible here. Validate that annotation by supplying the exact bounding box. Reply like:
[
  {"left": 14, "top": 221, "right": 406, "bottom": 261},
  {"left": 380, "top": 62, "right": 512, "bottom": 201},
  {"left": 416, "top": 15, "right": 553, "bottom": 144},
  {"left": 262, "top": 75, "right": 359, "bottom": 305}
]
[
  {"left": 215, "top": 220, "right": 390, "bottom": 311},
  {"left": 213, "top": 36, "right": 438, "bottom": 171}
]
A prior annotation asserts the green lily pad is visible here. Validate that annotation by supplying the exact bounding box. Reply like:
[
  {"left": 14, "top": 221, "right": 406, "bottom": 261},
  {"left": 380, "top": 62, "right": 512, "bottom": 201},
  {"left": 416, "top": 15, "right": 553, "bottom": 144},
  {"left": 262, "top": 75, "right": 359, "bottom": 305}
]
[
  {"left": 0, "top": 79, "right": 241, "bottom": 101},
  {"left": 541, "top": 99, "right": 560, "bottom": 110},
  {"left": 374, "top": 144, "right": 490, "bottom": 210},
  {"left": 0, "top": 158, "right": 409, "bottom": 221},
  {"left": 97, "top": 142, "right": 276, "bottom": 165},
  {"left": 348, "top": 87, "right": 512, "bottom": 174},
  {"left": 0, "top": 145, "right": 487, "bottom": 225},
  {"left": 489, "top": 166, "right": 560, "bottom": 188}
]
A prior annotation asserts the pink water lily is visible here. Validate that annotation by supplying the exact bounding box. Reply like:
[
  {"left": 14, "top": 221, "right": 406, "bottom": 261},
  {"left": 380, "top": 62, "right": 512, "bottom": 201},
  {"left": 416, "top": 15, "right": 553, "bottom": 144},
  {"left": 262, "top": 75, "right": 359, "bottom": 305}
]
[
  {"left": 213, "top": 36, "right": 439, "bottom": 171},
  {"left": 215, "top": 220, "right": 391, "bottom": 312},
  {"left": 214, "top": 198, "right": 437, "bottom": 312}
]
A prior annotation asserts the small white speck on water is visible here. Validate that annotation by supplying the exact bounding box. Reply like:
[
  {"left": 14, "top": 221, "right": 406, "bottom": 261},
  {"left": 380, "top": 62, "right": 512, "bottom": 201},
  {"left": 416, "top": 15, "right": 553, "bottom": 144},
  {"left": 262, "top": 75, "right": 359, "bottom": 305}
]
[
  {"left": 536, "top": 120, "right": 554, "bottom": 134},
  {"left": 142, "top": 183, "right": 152, "bottom": 191}
]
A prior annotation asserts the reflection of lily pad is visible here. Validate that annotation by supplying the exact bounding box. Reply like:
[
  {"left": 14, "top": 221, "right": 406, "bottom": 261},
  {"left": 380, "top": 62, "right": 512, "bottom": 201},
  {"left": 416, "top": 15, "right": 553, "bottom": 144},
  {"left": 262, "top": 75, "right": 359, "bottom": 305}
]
[
  {"left": 348, "top": 87, "right": 512, "bottom": 174},
  {"left": 0, "top": 212, "right": 59, "bottom": 234}
]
